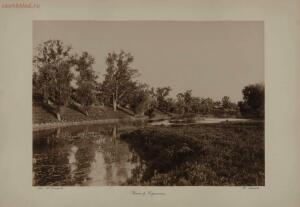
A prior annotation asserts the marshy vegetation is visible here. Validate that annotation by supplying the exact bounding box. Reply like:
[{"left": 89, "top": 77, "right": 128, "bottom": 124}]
[{"left": 121, "top": 122, "right": 264, "bottom": 186}]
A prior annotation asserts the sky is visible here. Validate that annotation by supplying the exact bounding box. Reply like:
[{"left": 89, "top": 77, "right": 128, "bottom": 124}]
[{"left": 33, "top": 21, "right": 264, "bottom": 102}]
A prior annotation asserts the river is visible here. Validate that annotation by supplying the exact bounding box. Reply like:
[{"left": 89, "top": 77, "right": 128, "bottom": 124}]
[
  {"left": 33, "top": 123, "right": 146, "bottom": 186},
  {"left": 33, "top": 118, "right": 252, "bottom": 186},
  {"left": 149, "top": 117, "right": 251, "bottom": 126}
]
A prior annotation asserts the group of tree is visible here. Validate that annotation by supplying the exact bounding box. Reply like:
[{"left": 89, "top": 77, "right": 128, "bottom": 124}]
[
  {"left": 148, "top": 88, "right": 239, "bottom": 116},
  {"left": 33, "top": 40, "right": 99, "bottom": 120},
  {"left": 238, "top": 83, "right": 264, "bottom": 118},
  {"left": 33, "top": 39, "right": 264, "bottom": 120}
]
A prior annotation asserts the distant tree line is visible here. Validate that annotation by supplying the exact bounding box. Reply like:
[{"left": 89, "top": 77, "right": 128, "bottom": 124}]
[{"left": 33, "top": 40, "right": 264, "bottom": 120}]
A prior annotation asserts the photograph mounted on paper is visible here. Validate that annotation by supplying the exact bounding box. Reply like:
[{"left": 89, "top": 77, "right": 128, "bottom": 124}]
[{"left": 32, "top": 21, "right": 264, "bottom": 186}]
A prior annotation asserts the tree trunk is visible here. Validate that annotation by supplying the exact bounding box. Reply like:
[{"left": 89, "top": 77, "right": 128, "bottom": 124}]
[
  {"left": 114, "top": 85, "right": 118, "bottom": 112},
  {"left": 56, "top": 106, "right": 62, "bottom": 121},
  {"left": 112, "top": 125, "right": 117, "bottom": 139},
  {"left": 113, "top": 98, "right": 117, "bottom": 111},
  {"left": 56, "top": 112, "right": 61, "bottom": 121},
  {"left": 56, "top": 128, "right": 61, "bottom": 138},
  {"left": 113, "top": 92, "right": 117, "bottom": 111}
]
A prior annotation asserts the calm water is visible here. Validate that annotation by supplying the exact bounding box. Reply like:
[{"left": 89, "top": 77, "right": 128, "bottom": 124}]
[
  {"left": 33, "top": 123, "right": 144, "bottom": 186},
  {"left": 33, "top": 118, "right": 251, "bottom": 186},
  {"left": 149, "top": 117, "right": 251, "bottom": 126}
]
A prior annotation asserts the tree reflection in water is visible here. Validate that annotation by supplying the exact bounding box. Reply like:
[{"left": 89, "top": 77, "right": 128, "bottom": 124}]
[
  {"left": 33, "top": 124, "right": 142, "bottom": 186},
  {"left": 33, "top": 129, "right": 73, "bottom": 185}
]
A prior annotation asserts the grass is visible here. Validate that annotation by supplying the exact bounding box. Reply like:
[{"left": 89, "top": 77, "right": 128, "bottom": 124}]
[
  {"left": 120, "top": 122, "right": 264, "bottom": 186},
  {"left": 33, "top": 104, "right": 131, "bottom": 124}
]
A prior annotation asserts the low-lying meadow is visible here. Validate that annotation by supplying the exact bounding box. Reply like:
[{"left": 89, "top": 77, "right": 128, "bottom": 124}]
[{"left": 121, "top": 122, "right": 264, "bottom": 186}]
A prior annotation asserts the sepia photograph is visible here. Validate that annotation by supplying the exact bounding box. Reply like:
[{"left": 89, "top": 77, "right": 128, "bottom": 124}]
[{"left": 32, "top": 21, "right": 264, "bottom": 186}]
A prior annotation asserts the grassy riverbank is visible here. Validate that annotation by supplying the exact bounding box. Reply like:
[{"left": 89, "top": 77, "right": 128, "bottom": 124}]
[
  {"left": 33, "top": 104, "right": 172, "bottom": 131},
  {"left": 121, "top": 122, "right": 264, "bottom": 186},
  {"left": 33, "top": 104, "right": 132, "bottom": 124}
]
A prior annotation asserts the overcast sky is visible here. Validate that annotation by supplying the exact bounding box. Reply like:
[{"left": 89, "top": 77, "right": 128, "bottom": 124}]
[{"left": 33, "top": 21, "right": 264, "bottom": 102}]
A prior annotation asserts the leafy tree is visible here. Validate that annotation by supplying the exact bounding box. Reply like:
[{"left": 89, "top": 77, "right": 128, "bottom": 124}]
[
  {"left": 33, "top": 40, "right": 74, "bottom": 121},
  {"left": 33, "top": 71, "right": 42, "bottom": 102},
  {"left": 238, "top": 101, "right": 250, "bottom": 117},
  {"left": 164, "top": 97, "right": 176, "bottom": 113},
  {"left": 190, "top": 97, "right": 202, "bottom": 113},
  {"left": 213, "top": 100, "right": 222, "bottom": 107},
  {"left": 72, "top": 52, "right": 98, "bottom": 115},
  {"left": 176, "top": 92, "right": 186, "bottom": 114},
  {"left": 141, "top": 87, "right": 158, "bottom": 117},
  {"left": 125, "top": 84, "right": 161, "bottom": 116},
  {"left": 176, "top": 90, "right": 193, "bottom": 114},
  {"left": 201, "top": 98, "right": 214, "bottom": 115},
  {"left": 156, "top": 86, "right": 172, "bottom": 112},
  {"left": 95, "top": 82, "right": 104, "bottom": 104},
  {"left": 239, "top": 83, "right": 264, "bottom": 118},
  {"left": 183, "top": 90, "right": 193, "bottom": 113},
  {"left": 222, "top": 96, "right": 231, "bottom": 108},
  {"left": 132, "top": 90, "right": 151, "bottom": 116},
  {"left": 102, "top": 51, "right": 138, "bottom": 111}
]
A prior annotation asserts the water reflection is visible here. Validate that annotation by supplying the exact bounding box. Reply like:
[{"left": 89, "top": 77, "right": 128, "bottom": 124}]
[
  {"left": 33, "top": 124, "right": 142, "bottom": 186},
  {"left": 149, "top": 118, "right": 252, "bottom": 126}
]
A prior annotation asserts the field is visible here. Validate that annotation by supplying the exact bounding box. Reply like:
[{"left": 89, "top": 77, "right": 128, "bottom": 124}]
[{"left": 121, "top": 122, "right": 264, "bottom": 186}]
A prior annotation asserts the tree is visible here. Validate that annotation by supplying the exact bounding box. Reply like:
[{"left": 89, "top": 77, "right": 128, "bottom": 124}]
[
  {"left": 201, "top": 98, "right": 214, "bottom": 115},
  {"left": 221, "top": 96, "right": 231, "bottom": 108},
  {"left": 72, "top": 52, "right": 98, "bottom": 115},
  {"left": 176, "top": 93, "right": 185, "bottom": 114},
  {"left": 190, "top": 97, "right": 202, "bottom": 113},
  {"left": 156, "top": 86, "right": 172, "bottom": 112},
  {"left": 140, "top": 86, "right": 158, "bottom": 117},
  {"left": 33, "top": 40, "right": 74, "bottom": 121},
  {"left": 183, "top": 90, "right": 193, "bottom": 113},
  {"left": 132, "top": 89, "right": 152, "bottom": 116},
  {"left": 102, "top": 51, "right": 138, "bottom": 111},
  {"left": 176, "top": 90, "right": 193, "bottom": 114},
  {"left": 239, "top": 83, "right": 264, "bottom": 118},
  {"left": 164, "top": 97, "right": 176, "bottom": 113}
]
